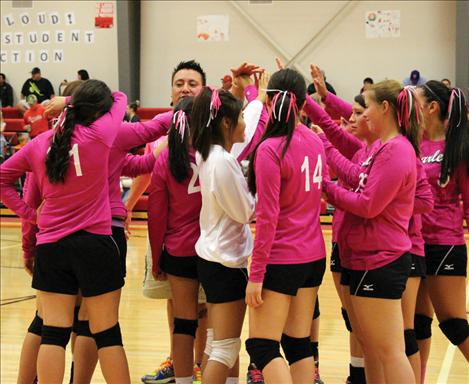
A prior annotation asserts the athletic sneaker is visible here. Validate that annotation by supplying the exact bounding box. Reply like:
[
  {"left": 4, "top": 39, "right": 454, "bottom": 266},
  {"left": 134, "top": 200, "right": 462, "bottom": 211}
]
[
  {"left": 141, "top": 357, "right": 175, "bottom": 384},
  {"left": 192, "top": 363, "right": 202, "bottom": 384},
  {"left": 247, "top": 363, "right": 264, "bottom": 384}
]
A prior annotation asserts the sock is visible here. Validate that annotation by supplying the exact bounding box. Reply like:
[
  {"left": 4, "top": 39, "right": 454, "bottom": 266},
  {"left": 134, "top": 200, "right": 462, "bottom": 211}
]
[
  {"left": 69, "top": 361, "right": 74, "bottom": 384},
  {"left": 311, "top": 341, "right": 319, "bottom": 360},
  {"left": 350, "top": 363, "right": 366, "bottom": 384},
  {"left": 225, "top": 378, "right": 239, "bottom": 384},
  {"left": 175, "top": 377, "right": 193, "bottom": 384}
]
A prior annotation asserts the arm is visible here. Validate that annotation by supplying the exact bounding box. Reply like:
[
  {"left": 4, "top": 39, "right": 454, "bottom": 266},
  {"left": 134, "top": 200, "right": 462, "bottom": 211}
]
[
  {"left": 304, "top": 94, "right": 363, "bottom": 159},
  {"left": 121, "top": 153, "right": 156, "bottom": 178},
  {"left": 147, "top": 162, "right": 168, "bottom": 276},
  {"left": 237, "top": 105, "right": 268, "bottom": 162},
  {"left": 324, "top": 145, "right": 410, "bottom": 219},
  {"left": 113, "top": 111, "right": 173, "bottom": 150},
  {"left": 413, "top": 159, "right": 434, "bottom": 214},
  {"left": 319, "top": 133, "right": 362, "bottom": 189},
  {"left": 457, "top": 162, "right": 469, "bottom": 230},
  {"left": 245, "top": 84, "right": 259, "bottom": 103},
  {"left": 231, "top": 99, "right": 263, "bottom": 159},
  {"left": 323, "top": 91, "right": 353, "bottom": 120},
  {"left": 212, "top": 157, "right": 255, "bottom": 224},
  {"left": 0, "top": 144, "right": 36, "bottom": 222},
  {"left": 249, "top": 146, "right": 280, "bottom": 283},
  {"left": 21, "top": 173, "right": 41, "bottom": 261}
]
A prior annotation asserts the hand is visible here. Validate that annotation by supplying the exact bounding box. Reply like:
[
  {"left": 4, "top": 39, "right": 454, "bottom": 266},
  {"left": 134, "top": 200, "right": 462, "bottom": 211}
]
[
  {"left": 152, "top": 270, "right": 167, "bottom": 281},
  {"left": 44, "top": 96, "right": 67, "bottom": 118},
  {"left": 310, "top": 64, "right": 328, "bottom": 100},
  {"left": 257, "top": 71, "right": 271, "bottom": 104},
  {"left": 23, "top": 258, "right": 35, "bottom": 277},
  {"left": 310, "top": 124, "right": 324, "bottom": 134},
  {"left": 340, "top": 117, "right": 350, "bottom": 129},
  {"left": 275, "top": 57, "right": 285, "bottom": 70},
  {"left": 245, "top": 281, "right": 263, "bottom": 308},
  {"left": 153, "top": 137, "right": 168, "bottom": 158},
  {"left": 124, "top": 213, "right": 132, "bottom": 239},
  {"left": 234, "top": 75, "right": 253, "bottom": 90},
  {"left": 230, "top": 62, "right": 263, "bottom": 78}
]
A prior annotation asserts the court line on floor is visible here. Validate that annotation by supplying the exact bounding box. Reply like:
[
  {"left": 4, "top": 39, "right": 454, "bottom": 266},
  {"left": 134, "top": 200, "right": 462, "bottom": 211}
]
[{"left": 436, "top": 282, "right": 469, "bottom": 383}]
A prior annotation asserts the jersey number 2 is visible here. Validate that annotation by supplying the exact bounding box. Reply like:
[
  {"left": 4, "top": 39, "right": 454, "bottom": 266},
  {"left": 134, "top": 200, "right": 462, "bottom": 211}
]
[{"left": 188, "top": 163, "right": 201, "bottom": 194}]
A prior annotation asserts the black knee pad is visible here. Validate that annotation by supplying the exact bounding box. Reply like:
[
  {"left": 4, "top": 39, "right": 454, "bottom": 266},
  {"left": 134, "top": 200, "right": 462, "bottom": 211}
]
[
  {"left": 41, "top": 325, "right": 72, "bottom": 349},
  {"left": 76, "top": 320, "right": 92, "bottom": 338},
  {"left": 313, "top": 297, "right": 320, "bottom": 320},
  {"left": 72, "top": 305, "right": 80, "bottom": 333},
  {"left": 92, "top": 323, "right": 123, "bottom": 350},
  {"left": 27, "top": 312, "right": 43, "bottom": 336},
  {"left": 245, "top": 338, "right": 282, "bottom": 371},
  {"left": 414, "top": 314, "right": 433, "bottom": 340},
  {"left": 439, "top": 318, "right": 469, "bottom": 346},
  {"left": 341, "top": 308, "right": 353, "bottom": 332},
  {"left": 404, "top": 329, "right": 419, "bottom": 356},
  {"left": 280, "top": 334, "right": 314, "bottom": 365},
  {"left": 173, "top": 318, "right": 198, "bottom": 338}
]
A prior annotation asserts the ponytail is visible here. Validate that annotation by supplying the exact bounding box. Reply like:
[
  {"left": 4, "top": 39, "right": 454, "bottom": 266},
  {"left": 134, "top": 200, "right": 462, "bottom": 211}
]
[
  {"left": 247, "top": 68, "right": 306, "bottom": 194},
  {"left": 168, "top": 97, "right": 194, "bottom": 182},
  {"left": 396, "top": 86, "right": 422, "bottom": 156}
]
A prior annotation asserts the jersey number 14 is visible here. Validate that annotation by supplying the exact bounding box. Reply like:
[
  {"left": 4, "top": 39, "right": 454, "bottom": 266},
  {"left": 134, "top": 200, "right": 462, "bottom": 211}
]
[{"left": 301, "top": 154, "right": 322, "bottom": 191}]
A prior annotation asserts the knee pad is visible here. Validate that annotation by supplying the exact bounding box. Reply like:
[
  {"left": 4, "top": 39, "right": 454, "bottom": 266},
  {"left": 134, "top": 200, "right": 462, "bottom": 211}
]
[
  {"left": 173, "top": 318, "right": 198, "bottom": 338},
  {"left": 204, "top": 328, "right": 213, "bottom": 357},
  {"left": 313, "top": 297, "right": 320, "bottom": 320},
  {"left": 246, "top": 338, "right": 282, "bottom": 371},
  {"left": 92, "top": 323, "right": 123, "bottom": 350},
  {"left": 75, "top": 320, "right": 92, "bottom": 338},
  {"left": 414, "top": 314, "right": 433, "bottom": 340},
  {"left": 404, "top": 329, "right": 419, "bottom": 356},
  {"left": 341, "top": 308, "right": 353, "bottom": 333},
  {"left": 208, "top": 338, "right": 241, "bottom": 369},
  {"left": 27, "top": 312, "right": 43, "bottom": 336},
  {"left": 281, "top": 334, "right": 314, "bottom": 365},
  {"left": 439, "top": 318, "right": 469, "bottom": 346},
  {"left": 41, "top": 325, "right": 72, "bottom": 349}
]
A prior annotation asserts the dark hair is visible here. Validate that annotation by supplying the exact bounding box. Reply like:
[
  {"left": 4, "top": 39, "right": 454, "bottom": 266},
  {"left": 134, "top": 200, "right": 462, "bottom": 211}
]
[
  {"left": 77, "top": 69, "right": 90, "bottom": 80},
  {"left": 62, "top": 80, "right": 84, "bottom": 97},
  {"left": 192, "top": 87, "right": 243, "bottom": 161},
  {"left": 248, "top": 68, "right": 306, "bottom": 194},
  {"left": 171, "top": 60, "right": 206, "bottom": 86},
  {"left": 354, "top": 94, "right": 366, "bottom": 109},
  {"left": 370, "top": 80, "right": 421, "bottom": 156},
  {"left": 363, "top": 77, "right": 374, "bottom": 84},
  {"left": 0, "top": 73, "right": 5, "bottom": 81},
  {"left": 168, "top": 97, "right": 194, "bottom": 182},
  {"left": 128, "top": 102, "right": 138, "bottom": 113},
  {"left": 46, "top": 80, "right": 113, "bottom": 183},
  {"left": 419, "top": 80, "right": 469, "bottom": 183}
]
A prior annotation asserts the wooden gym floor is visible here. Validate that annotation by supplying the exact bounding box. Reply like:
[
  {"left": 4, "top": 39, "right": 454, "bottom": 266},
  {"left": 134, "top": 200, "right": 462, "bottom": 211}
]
[{"left": 1, "top": 219, "right": 468, "bottom": 383}]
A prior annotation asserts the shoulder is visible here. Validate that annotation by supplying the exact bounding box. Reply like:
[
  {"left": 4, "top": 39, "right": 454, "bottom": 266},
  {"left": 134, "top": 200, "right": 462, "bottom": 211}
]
[{"left": 378, "top": 135, "right": 416, "bottom": 166}]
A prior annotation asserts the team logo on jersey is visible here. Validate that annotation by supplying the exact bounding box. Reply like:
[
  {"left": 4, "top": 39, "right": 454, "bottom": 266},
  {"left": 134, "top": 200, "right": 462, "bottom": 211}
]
[
  {"left": 411, "top": 263, "right": 416, "bottom": 270},
  {"left": 362, "top": 284, "right": 374, "bottom": 291},
  {"left": 421, "top": 150, "right": 444, "bottom": 164},
  {"left": 443, "top": 264, "right": 454, "bottom": 271},
  {"left": 331, "top": 259, "right": 336, "bottom": 266}
]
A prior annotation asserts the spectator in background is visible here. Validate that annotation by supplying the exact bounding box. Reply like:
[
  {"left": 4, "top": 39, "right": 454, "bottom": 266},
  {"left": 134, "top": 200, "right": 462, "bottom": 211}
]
[
  {"left": 221, "top": 74, "right": 233, "bottom": 91},
  {"left": 125, "top": 102, "right": 140, "bottom": 123},
  {"left": 23, "top": 95, "right": 49, "bottom": 139},
  {"left": 0, "top": 73, "right": 14, "bottom": 107},
  {"left": 403, "top": 69, "right": 426, "bottom": 86},
  {"left": 307, "top": 69, "right": 336, "bottom": 96},
  {"left": 18, "top": 67, "right": 54, "bottom": 113},
  {"left": 77, "top": 69, "right": 90, "bottom": 80},
  {"left": 360, "top": 77, "right": 374, "bottom": 93},
  {"left": 441, "top": 78, "right": 451, "bottom": 88}
]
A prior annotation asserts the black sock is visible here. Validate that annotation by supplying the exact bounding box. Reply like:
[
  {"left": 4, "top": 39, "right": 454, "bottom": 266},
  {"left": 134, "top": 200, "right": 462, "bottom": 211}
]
[
  {"left": 69, "top": 361, "right": 74, "bottom": 384},
  {"left": 350, "top": 364, "right": 366, "bottom": 384},
  {"left": 311, "top": 341, "right": 319, "bottom": 364}
]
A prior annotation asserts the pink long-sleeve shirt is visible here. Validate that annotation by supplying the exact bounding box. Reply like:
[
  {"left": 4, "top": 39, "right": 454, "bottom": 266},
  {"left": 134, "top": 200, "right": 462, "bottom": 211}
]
[
  {"left": 147, "top": 148, "right": 202, "bottom": 275},
  {"left": 249, "top": 124, "right": 327, "bottom": 283},
  {"left": 323, "top": 91, "right": 353, "bottom": 121},
  {"left": 21, "top": 173, "right": 41, "bottom": 260},
  {"left": 420, "top": 138, "right": 469, "bottom": 245},
  {"left": 324, "top": 135, "right": 417, "bottom": 270},
  {"left": 0, "top": 92, "right": 127, "bottom": 244}
]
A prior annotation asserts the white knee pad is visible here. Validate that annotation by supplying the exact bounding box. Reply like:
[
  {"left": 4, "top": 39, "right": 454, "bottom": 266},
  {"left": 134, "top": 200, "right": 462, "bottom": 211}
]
[
  {"left": 204, "top": 328, "right": 213, "bottom": 357},
  {"left": 209, "top": 338, "right": 241, "bottom": 369}
]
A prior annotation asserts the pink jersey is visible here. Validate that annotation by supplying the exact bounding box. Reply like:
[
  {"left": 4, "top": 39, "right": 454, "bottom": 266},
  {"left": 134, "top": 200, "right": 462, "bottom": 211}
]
[
  {"left": 108, "top": 112, "right": 172, "bottom": 218},
  {"left": 324, "top": 135, "right": 417, "bottom": 270},
  {"left": 323, "top": 91, "right": 353, "bottom": 121},
  {"left": 21, "top": 173, "right": 41, "bottom": 260},
  {"left": 0, "top": 92, "right": 127, "bottom": 244},
  {"left": 420, "top": 138, "right": 469, "bottom": 245},
  {"left": 249, "top": 124, "right": 327, "bottom": 283},
  {"left": 147, "top": 148, "right": 201, "bottom": 275}
]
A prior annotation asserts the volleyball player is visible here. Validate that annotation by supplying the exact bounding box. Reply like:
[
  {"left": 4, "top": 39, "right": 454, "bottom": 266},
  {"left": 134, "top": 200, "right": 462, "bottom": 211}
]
[
  {"left": 243, "top": 68, "right": 326, "bottom": 384},
  {"left": 0, "top": 80, "right": 131, "bottom": 383}
]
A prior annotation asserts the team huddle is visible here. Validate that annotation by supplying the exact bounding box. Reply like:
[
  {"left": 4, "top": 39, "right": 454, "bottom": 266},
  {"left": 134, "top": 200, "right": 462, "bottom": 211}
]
[{"left": 0, "top": 58, "right": 468, "bottom": 384}]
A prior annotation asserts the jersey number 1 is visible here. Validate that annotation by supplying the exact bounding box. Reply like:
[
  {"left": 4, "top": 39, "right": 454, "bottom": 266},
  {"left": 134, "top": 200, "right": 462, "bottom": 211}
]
[
  {"left": 69, "top": 143, "right": 82, "bottom": 177},
  {"left": 301, "top": 154, "right": 322, "bottom": 191}
]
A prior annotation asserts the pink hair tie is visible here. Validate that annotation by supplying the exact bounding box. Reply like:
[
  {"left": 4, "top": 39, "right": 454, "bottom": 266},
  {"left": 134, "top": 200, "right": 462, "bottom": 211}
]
[
  {"left": 173, "top": 110, "right": 188, "bottom": 140},
  {"left": 269, "top": 91, "right": 298, "bottom": 123},
  {"left": 447, "top": 88, "right": 463, "bottom": 127},
  {"left": 206, "top": 87, "right": 222, "bottom": 127}
]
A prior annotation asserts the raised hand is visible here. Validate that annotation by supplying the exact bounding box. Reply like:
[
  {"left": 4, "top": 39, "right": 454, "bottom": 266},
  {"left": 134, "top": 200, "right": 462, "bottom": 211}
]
[
  {"left": 230, "top": 62, "right": 263, "bottom": 78},
  {"left": 257, "top": 71, "right": 271, "bottom": 104},
  {"left": 44, "top": 96, "right": 67, "bottom": 118},
  {"left": 310, "top": 64, "right": 328, "bottom": 99},
  {"left": 275, "top": 57, "right": 285, "bottom": 70}
]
